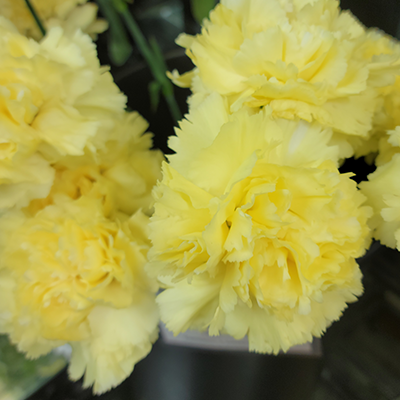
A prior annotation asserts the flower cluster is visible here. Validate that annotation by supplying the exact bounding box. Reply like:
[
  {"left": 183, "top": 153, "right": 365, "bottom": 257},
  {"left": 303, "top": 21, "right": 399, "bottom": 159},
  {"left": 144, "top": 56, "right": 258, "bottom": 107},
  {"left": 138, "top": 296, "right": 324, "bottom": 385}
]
[
  {"left": 149, "top": 0, "right": 400, "bottom": 354},
  {"left": 1, "top": 0, "right": 400, "bottom": 394},
  {"left": 0, "top": 15, "right": 162, "bottom": 394}
]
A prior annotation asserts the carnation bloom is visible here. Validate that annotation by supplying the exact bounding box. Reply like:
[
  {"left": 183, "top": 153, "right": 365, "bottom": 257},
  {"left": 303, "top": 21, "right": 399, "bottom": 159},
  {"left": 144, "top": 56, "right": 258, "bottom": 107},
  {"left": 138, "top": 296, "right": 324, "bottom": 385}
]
[
  {"left": 148, "top": 94, "right": 371, "bottom": 353},
  {"left": 170, "top": 0, "right": 400, "bottom": 158},
  {"left": 0, "top": 0, "right": 107, "bottom": 40},
  {"left": 0, "top": 152, "right": 54, "bottom": 212},
  {"left": 0, "top": 18, "right": 125, "bottom": 160},
  {"left": 29, "top": 111, "right": 164, "bottom": 217},
  {"left": 0, "top": 195, "right": 159, "bottom": 394},
  {"left": 360, "top": 152, "right": 400, "bottom": 250},
  {"left": 0, "top": 18, "right": 125, "bottom": 211},
  {"left": 351, "top": 70, "right": 400, "bottom": 160},
  {"left": 370, "top": 76, "right": 400, "bottom": 165},
  {"left": 375, "top": 126, "right": 400, "bottom": 167}
]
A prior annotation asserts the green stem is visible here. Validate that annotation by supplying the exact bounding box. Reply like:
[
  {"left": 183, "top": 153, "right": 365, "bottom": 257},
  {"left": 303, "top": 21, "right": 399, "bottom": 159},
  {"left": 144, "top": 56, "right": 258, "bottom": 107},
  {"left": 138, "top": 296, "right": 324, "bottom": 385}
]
[
  {"left": 119, "top": 7, "right": 182, "bottom": 123},
  {"left": 24, "top": 0, "right": 46, "bottom": 37}
]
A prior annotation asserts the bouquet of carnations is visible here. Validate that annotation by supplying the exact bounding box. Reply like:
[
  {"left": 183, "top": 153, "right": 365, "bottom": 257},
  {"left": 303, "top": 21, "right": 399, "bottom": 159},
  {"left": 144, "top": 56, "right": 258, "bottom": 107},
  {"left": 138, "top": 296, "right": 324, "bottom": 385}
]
[{"left": 0, "top": 0, "right": 399, "bottom": 395}]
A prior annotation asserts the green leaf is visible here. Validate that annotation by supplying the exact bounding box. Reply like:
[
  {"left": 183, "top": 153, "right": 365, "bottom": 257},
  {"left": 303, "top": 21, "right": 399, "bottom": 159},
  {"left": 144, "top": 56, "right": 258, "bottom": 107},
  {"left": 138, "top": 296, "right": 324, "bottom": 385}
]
[
  {"left": 190, "top": 0, "right": 216, "bottom": 25},
  {"left": 148, "top": 80, "right": 161, "bottom": 113}
]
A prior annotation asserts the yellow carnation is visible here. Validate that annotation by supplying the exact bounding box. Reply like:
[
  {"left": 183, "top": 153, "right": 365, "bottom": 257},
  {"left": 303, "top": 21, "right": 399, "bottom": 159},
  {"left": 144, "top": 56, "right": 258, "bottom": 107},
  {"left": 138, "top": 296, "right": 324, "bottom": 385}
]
[
  {"left": 370, "top": 76, "right": 400, "bottom": 165},
  {"left": 0, "top": 18, "right": 125, "bottom": 160},
  {"left": 375, "top": 126, "right": 400, "bottom": 166},
  {"left": 0, "top": 0, "right": 107, "bottom": 40},
  {"left": 148, "top": 94, "right": 371, "bottom": 353},
  {"left": 171, "top": 0, "right": 400, "bottom": 158},
  {"left": 0, "top": 18, "right": 126, "bottom": 211},
  {"left": 351, "top": 70, "right": 400, "bottom": 160},
  {"left": 360, "top": 153, "right": 400, "bottom": 250},
  {"left": 0, "top": 152, "right": 54, "bottom": 213},
  {"left": 357, "top": 30, "right": 400, "bottom": 89},
  {"left": 29, "top": 112, "right": 164, "bottom": 217},
  {"left": 0, "top": 195, "right": 158, "bottom": 394}
]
